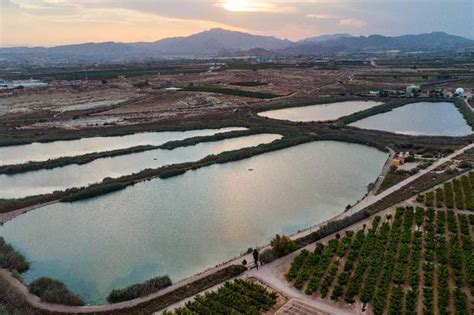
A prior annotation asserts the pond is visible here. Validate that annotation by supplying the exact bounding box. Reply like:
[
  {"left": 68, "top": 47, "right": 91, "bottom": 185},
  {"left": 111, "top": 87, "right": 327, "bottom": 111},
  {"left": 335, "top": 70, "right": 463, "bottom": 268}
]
[
  {"left": 0, "top": 127, "right": 246, "bottom": 166},
  {"left": 0, "top": 134, "right": 281, "bottom": 198},
  {"left": 258, "top": 100, "right": 383, "bottom": 122},
  {"left": 0, "top": 141, "right": 388, "bottom": 304},
  {"left": 349, "top": 102, "right": 472, "bottom": 136}
]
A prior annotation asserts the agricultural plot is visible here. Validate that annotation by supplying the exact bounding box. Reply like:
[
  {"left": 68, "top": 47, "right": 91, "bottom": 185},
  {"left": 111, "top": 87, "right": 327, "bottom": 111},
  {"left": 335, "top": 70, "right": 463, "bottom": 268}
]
[
  {"left": 286, "top": 207, "right": 474, "bottom": 314},
  {"left": 167, "top": 279, "right": 278, "bottom": 315},
  {"left": 418, "top": 172, "right": 474, "bottom": 211}
]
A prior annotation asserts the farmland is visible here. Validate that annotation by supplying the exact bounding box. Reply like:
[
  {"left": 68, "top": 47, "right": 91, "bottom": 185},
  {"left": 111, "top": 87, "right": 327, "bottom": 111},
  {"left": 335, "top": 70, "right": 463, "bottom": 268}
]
[
  {"left": 420, "top": 172, "right": 474, "bottom": 211},
  {"left": 166, "top": 279, "right": 279, "bottom": 315},
  {"left": 286, "top": 207, "right": 473, "bottom": 314}
]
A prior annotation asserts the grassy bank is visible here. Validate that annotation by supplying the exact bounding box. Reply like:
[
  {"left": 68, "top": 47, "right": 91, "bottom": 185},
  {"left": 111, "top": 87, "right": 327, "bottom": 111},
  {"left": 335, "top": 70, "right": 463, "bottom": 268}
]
[
  {"left": 0, "top": 237, "right": 29, "bottom": 273},
  {"left": 338, "top": 98, "right": 467, "bottom": 127},
  {"left": 453, "top": 98, "right": 474, "bottom": 129},
  {"left": 228, "top": 81, "right": 268, "bottom": 87},
  {"left": 0, "top": 265, "right": 246, "bottom": 314},
  {"left": 107, "top": 276, "right": 172, "bottom": 303},
  {"left": 0, "top": 135, "right": 313, "bottom": 212},
  {"left": 1, "top": 127, "right": 468, "bottom": 214},
  {"left": 108, "top": 265, "right": 246, "bottom": 314},
  {"left": 180, "top": 86, "right": 280, "bottom": 99},
  {"left": 29, "top": 278, "right": 84, "bottom": 306},
  {"left": 158, "top": 129, "right": 259, "bottom": 150},
  {"left": 0, "top": 118, "right": 248, "bottom": 147},
  {"left": 338, "top": 98, "right": 421, "bottom": 125},
  {"left": 0, "top": 130, "right": 258, "bottom": 175},
  {"left": 0, "top": 145, "right": 157, "bottom": 175}
]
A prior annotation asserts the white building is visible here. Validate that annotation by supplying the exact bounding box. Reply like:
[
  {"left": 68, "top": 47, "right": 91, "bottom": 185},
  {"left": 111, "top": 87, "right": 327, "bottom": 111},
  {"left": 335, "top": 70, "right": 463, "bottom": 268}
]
[
  {"left": 455, "top": 87, "right": 465, "bottom": 98},
  {"left": 406, "top": 85, "right": 421, "bottom": 96}
]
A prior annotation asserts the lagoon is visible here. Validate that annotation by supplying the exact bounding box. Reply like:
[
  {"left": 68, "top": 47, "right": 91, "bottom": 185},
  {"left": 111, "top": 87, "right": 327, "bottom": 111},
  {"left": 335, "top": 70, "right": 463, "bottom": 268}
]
[
  {"left": 258, "top": 101, "right": 383, "bottom": 122},
  {"left": 0, "top": 141, "right": 388, "bottom": 304},
  {"left": 0, "top": 127, "right": 246, "bottom": 166},
  {"left": 349, "top": 102, "right": 471, "bottom": 136},
  {"left": 0, "top": 134, "right": 280, "bottom": 198}
]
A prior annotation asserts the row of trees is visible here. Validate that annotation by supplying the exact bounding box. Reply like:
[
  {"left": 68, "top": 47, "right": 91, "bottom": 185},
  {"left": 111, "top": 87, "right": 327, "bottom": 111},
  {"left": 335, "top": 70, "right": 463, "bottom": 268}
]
[
  {"left": 169, "top": 279, "right": 277, "bottom": 314},
  {"left": 286, "top": 206, "right": 474, "bottom": 314},
  {"left": 420, "top": 172, "right": 474, "bottom": 211}
]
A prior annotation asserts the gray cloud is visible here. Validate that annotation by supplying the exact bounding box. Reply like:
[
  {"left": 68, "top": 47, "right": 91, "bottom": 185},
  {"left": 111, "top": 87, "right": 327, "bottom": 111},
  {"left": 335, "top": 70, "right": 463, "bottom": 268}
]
[{"left": 2, "top": 0, "right": 473, "bottom": 46}]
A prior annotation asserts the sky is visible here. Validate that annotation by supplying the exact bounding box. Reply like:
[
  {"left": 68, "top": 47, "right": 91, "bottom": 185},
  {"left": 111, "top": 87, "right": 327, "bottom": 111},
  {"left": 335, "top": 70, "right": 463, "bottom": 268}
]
[{"left": 0, "top": 0, "right": 473, "bottom": 47}]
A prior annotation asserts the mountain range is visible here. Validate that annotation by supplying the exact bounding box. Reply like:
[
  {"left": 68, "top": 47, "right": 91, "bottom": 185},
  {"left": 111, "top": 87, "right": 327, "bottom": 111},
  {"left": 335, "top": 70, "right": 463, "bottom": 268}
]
[{"left": 1, "top": 28, "right": 473, "bottom": 65}]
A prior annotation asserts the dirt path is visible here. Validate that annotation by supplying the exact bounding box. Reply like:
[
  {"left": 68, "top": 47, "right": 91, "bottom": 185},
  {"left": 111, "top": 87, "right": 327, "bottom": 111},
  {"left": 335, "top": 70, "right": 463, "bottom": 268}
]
[
  {"left": 371, "top": 147, "right": 396, "bottom": 195},
  {"left": 0, "top": 200, "right": 60, "bottom": 224}
]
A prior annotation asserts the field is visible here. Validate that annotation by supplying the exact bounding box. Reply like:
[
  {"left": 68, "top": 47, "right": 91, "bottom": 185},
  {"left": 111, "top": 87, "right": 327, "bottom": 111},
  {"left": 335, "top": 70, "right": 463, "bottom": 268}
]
[
  {"left": 419, "top": 172, "right": 474, "bottom": 211},
  {"left": 286, "top": 206, "right": 473, "bottom": 314},
  {"left": 166, "top": 279, "right": 279, "bottom": 315},
  {"left": 1, "top": 54, "right": 474, "bottom": 314}
]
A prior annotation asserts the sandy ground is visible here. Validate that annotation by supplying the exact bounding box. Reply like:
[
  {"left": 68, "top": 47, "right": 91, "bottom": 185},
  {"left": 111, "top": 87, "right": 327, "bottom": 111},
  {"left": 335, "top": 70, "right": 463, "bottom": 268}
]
[{"left": 0, "top": 68, "right": 353, "bottom": 130}]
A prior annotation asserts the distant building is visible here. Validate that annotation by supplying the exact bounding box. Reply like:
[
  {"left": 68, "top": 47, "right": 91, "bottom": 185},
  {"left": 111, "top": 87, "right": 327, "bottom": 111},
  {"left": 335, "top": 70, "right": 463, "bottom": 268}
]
[
  {"left": 455, "top": 87, "right": 465, "bottom": 98},
  {"left": 406, "top": 85, "right": 421, "bottom": 97},
  {"left": 368, "top": 91, "right": 380, "bottom": 97},
  {"left": 392, "top": 153, "right": 406, "bottom": 167}
]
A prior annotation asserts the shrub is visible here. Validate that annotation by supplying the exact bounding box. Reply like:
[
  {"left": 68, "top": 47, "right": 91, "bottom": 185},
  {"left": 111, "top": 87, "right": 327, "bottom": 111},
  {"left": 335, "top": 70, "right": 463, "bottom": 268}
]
[
  {"left": 107, "top": 276, "right": 172, "bottom": 303},
  {"left": 270, "top": 234, "right": 296, "bottom": 258},
  {"left": 0, "top": 237, "right": 29, "bottom": 273},
  {"left": 29, "top": 278, "right": 84, "bottom": 306},
  {"left": 259, "top": 249, "right": 277, "bottom": 264}
]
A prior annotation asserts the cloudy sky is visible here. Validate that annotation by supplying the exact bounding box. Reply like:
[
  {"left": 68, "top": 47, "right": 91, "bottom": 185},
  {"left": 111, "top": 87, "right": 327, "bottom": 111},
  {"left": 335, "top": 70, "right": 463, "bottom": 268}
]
[{"left": 0, "top": 0, "right": 472, "bottom": 47}]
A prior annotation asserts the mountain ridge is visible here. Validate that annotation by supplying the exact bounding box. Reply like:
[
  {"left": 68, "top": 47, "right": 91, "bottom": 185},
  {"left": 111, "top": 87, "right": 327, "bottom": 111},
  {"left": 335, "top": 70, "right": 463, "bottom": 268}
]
[{"left": 1, "top": 29, "right": 473, "bottom": 65}]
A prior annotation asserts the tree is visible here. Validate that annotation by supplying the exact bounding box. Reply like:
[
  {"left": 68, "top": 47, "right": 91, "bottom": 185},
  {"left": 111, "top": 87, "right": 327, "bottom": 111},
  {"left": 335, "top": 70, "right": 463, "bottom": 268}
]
[{"left": 270, "top": 234, "right": 296, "bottom": 258}]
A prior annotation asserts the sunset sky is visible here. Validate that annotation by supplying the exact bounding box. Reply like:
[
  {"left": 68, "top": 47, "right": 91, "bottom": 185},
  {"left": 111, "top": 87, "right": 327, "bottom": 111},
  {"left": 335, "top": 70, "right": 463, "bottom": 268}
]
[{"left": 0, "top": 0, "right": 472, "bottom": 47}]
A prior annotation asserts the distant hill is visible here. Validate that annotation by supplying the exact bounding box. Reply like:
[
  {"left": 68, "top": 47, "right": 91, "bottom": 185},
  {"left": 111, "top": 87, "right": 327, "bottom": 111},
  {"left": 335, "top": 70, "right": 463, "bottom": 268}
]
[
  {"left": 1, "top": 30, "right": 473, "bottom": 66},
  {"left": 149, "top": 28, "right": 292, "bottom": 54},
  {"left": 298, "top": 33, "right": 353, "bottom": 44},
  {"left": 283, "top": 32, "right": 474, "bottom": 55}
]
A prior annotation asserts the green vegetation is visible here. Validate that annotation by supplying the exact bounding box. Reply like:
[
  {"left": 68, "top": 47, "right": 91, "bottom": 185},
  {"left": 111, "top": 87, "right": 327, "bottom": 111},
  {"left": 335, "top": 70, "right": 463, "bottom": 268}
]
[
  {"left": 0, "top": 145, "right": 157, "bottom": 175},
  {"left": 286, "top": 207, "right": 474, "bottom": 314},
  {"left": 2, "top": 63, "right": 210, "bottom": 81},
  {"left": 421, "top": 172, "right": 474, "bottom": 211},
  {"left": 339, "top": 98, "right": 470, "bottom": 131},
  {"left": 0, "top": 237, "right": 29, "bottom": 273},
  {"left": 0, "top": 119, "right": 247, "bottom": 147},
  {"left": 259, "top": 234, "right": 297, "bottom": 264},
  {"left": 115, "top": 265, "right": 246, "bottom": 313},
  {"left": 0, "top": 135, "right": 315, "bottom": 211},
  {"left": 107, "top": 276, "right": 172, "bottom": 303},
  {"left": 28, "top": 278, "right": 84, "bottom": 306},
  {"left": 0, "top": 130, "right": 257, "bottom": 175},
  {"left": 158, "top": 130, "right": 258, "bottom": 150},
  {"left": 167, "top": 279, "right": 277, "bottom": 314},
  {"left": 453, "top": 99, "right": 474, "bottom": 129},
  {"left": 338, "top": 99, "right": 426, "bottom": 125},
  {"left": 61, "top": 181, "right": 127, "bottom": 202},
  {"left": 229, "top": 81, "right": 268, "bottom": 87},
  {"left": 181, "top": 86, "right": 280, "bottom": 99},
  {"left": 377, "top": 168, "right": 413, "bottom": 193}
]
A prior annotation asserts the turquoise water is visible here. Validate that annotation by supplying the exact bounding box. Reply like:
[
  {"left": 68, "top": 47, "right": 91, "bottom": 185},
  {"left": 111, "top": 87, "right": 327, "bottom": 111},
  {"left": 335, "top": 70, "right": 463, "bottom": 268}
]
[
  {"left": 258, "top": 101, "right": 383, "bottom": 122},
  {"left": 0, "top": 141, "right": 387, "bottom": 304},
  {"left": 0, "top": 134, "right": 280, "bottom": 198},
  {"left": 0, "top": 127, "right": 246, "bottom": 166},
  {"left": 350, "top": 102, "right": 472, "bottom": 136}
]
